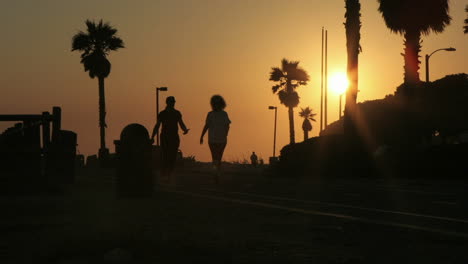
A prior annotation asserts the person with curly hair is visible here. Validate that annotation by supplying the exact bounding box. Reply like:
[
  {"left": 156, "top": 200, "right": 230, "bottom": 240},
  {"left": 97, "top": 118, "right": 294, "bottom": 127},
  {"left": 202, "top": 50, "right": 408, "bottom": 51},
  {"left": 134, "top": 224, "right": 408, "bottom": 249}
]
[{"left": 200, "top": 95, "right": 231, "bottom": 184}]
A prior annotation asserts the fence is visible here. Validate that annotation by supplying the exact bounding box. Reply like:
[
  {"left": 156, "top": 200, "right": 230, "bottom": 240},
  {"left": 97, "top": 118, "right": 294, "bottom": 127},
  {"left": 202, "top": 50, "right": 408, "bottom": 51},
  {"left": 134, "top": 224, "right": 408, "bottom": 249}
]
[{"left": 0, "top": 107, "right": 76, "bottom": 193}]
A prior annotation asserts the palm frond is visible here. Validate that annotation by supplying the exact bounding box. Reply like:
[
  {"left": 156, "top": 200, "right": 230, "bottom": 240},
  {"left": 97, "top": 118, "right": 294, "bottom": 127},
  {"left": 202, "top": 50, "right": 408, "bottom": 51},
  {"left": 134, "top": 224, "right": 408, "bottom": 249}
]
[
  {"left": 377, "top": 0, "right": 451, "bottom": 35},
  {"left": 283, "top": 60, "right": 299, "bottom": 74},
  {"left": 272, "top": 84, "right": 282, "bottom": 94},
  {"left": 299, "top": 107, "right": 317, "bottom": 121},
  {"left": 72, "top": 19, "right": 124, "bottom": 78},
  {"left": 280, "top": 58, "right": 290, "bottom": 72},
  {"left": 85, "top": 19, "right": 97, "bottom": 35},
  {"left": 107, "top": 37, "right": 125, "bottom": 50},
  {"left": 464, "top": 5, "right": 468, "bottom": 34},
  {"left": 71, "top": 31, "right": 91, "bottom": 52},
  {"left": 289, "top": 68, "right": 310, "bottom": 83},
  {"left": 269, "top": 67, "right": 284, "bottom": 81}
]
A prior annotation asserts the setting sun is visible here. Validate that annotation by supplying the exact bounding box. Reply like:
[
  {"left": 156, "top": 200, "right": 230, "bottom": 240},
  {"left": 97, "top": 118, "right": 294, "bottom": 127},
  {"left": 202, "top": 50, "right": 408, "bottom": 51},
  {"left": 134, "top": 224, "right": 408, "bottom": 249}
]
[{"left": 330, "top": 72, "right": 349, "bottom": 95}]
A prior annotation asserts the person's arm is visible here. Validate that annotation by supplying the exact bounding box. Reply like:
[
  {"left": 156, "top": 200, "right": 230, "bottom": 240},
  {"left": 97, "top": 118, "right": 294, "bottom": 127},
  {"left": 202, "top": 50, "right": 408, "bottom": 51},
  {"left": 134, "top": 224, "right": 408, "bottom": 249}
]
[
  {"left": 225, "top": 112, "right": 231, "bottom": 136},
  {"left": 200, "top": 124, "right": 209, "bottom": 144},
  {"left": 179, "top": 113, "right": 189, "bottom": 135},
  {"left": 200, "top": 113, "right": 210, "bottom": 144},
  {"left": 151, "top": 120, "right": 161, "bottom": 141}
]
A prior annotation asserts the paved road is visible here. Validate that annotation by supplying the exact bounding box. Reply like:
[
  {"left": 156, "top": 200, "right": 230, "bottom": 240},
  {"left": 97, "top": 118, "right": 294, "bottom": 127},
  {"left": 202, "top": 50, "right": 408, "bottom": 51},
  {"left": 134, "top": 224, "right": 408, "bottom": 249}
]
[
  {"left": 158, "top": 181, "right": 468, "bottom": 239},
  {"left": 3, "top": 168, "right": 467, "bottom": 263}
]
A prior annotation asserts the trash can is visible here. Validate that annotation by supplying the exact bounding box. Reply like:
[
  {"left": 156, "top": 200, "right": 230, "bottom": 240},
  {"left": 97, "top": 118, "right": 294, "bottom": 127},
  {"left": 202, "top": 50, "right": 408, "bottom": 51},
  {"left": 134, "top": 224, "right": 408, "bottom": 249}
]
[{"left": 114, "top": 124, "right": 153, "bottom": 198}]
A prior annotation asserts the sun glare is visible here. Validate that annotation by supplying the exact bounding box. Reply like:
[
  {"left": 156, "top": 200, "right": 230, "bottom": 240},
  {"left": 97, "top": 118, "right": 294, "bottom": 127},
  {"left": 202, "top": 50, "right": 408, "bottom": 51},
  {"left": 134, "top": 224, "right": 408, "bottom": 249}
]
[{"left": 330, "top": 72, "right": 349, "bottom": 95}]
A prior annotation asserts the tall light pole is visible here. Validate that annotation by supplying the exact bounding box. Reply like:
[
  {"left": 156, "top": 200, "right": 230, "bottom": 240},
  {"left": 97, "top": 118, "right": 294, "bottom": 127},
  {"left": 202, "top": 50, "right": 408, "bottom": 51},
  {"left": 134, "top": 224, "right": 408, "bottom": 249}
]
[
  {"left": 268, "top": 106, "right": 278, "bottom": 158},
  {"left": 324, "top": 29, "right": 328, "bottom": 128},
  {"left": 156, "top": 86, "right": 168, "bottom": 145},
  {"left": 425, "top": 47, "right": 456, "bottom": 82},
  {"left": 320, "top": 27, "right": 324, "bottom": 132}
]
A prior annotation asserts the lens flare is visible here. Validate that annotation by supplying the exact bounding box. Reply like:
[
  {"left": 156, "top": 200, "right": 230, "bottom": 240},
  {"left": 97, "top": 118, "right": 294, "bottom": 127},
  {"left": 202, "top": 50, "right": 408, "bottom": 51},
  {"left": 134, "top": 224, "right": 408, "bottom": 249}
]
[{"left": 330, "top": 72, "right": 349, "bottom": 95}]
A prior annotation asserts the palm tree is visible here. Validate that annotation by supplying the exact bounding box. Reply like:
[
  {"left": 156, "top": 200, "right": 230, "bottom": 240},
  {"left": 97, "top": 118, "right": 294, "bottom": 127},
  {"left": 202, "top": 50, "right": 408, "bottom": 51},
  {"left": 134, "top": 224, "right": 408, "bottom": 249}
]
[
  {"left": 344, "top": 0, "right": 362, "bottom": 138},
  {"left": 269, "top": 59, "right": 310, "bottom": 144},
  {"left": 299, "top": 107, "right": 316, "bottom": 141},
  {"left": 464, "top": 5, "right": 468, "bottom": 34},
  {"left": 72, "top": 19, "right": 124, "bottom": 159},
  {"left": 377, "top": 0, "right": 451, "bottom": 85}
]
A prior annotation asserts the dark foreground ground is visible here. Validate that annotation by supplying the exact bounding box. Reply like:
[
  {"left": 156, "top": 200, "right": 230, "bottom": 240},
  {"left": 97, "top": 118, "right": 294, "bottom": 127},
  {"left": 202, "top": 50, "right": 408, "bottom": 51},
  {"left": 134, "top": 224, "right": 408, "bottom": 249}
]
[{"left": 2, "top": 164, "right": 468, "bottom": 264}]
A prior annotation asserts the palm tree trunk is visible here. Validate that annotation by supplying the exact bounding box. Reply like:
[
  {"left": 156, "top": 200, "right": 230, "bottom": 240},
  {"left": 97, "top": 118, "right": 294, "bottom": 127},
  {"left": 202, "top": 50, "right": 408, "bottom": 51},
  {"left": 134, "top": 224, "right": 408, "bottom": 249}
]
[
  {"left": 98, "top": 76, "right": 108, "bottom": 158},
  {"left": 403, "top": 29, "right": 421, "bottom": 86},
  {"left": 304, "top": 130, "right": 308, "bottom": 141},
  {"left": 344, "top": 0, "right": 361, "bottom": 139},
  {"left": 288, "top": 107, "right": 295, "bottom": 144}
]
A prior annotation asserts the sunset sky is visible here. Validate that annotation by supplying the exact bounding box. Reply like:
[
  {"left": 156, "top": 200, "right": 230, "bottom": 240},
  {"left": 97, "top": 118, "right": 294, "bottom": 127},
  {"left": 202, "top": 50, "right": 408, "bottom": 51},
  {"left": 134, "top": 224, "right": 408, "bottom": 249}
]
[{"left": 1, "top": 0, "right": 466, "bottom": 162}]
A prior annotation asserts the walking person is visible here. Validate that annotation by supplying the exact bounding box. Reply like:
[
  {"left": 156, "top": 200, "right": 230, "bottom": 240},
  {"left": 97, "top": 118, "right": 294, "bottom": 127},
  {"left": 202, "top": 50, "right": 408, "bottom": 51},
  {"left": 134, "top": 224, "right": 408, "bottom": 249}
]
[
  {"left": 151, "top": 96, "right": 189, "bottom": 183},
  {"left": 250, "top": 151, "right": 258, "bottom": 167},
  {"left": 200, "top": 95, "right": 231, "bottom": 184}
]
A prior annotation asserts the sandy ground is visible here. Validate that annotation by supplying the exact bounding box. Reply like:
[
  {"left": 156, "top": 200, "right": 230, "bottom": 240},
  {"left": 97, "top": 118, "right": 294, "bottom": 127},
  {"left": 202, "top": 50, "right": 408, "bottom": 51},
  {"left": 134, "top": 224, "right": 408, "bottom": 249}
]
[{"left": 2, "top": 164, "right": 468, "bottom": 263}]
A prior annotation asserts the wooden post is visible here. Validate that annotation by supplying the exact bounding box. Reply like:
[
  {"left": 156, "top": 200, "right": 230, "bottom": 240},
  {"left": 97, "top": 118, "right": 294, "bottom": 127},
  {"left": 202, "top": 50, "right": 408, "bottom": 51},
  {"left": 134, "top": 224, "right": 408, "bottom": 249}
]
[
  {"left": 42, "top": 112, "right": 51, "bottom": 151},
  {"left": 52, "top": 107, "right": 61, "bottom": 142}
]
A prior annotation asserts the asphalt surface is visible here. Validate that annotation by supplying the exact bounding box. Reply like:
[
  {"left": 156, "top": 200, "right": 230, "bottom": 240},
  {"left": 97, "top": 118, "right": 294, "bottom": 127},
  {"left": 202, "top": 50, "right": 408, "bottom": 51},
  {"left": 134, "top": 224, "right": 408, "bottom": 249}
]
[{"left": 2, "top": 167, "right": 468, "bottom": 263}]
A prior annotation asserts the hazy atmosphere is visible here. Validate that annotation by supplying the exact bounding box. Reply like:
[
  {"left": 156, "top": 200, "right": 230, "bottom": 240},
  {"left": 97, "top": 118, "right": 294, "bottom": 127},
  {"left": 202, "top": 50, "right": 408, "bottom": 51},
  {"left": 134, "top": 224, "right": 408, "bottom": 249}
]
[{"left": 1, "top": 0, "right": 466, "bottom": 161}]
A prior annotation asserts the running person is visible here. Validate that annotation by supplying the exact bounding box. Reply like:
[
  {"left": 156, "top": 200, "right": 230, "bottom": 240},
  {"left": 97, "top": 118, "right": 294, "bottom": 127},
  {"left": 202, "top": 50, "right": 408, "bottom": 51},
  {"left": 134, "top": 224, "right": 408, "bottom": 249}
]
[
  {"left": 151, "top": 96, "right": 189, "bottom": 182},
  {"left": 200, "top": 95, "right": 231, "bottom": 184}
]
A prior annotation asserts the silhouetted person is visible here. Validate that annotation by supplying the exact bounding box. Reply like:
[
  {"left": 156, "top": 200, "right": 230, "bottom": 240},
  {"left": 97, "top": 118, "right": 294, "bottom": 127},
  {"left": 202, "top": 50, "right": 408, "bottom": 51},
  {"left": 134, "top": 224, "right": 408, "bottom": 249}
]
[
  {"left": 200, "top": 95, "right": 231, "bottom": 184},
  {"left": 151, "top": 96, "right": 189, "bottom": 182},
  {"left": 250, "top": 152, "right": 258, "bottom": 167}
]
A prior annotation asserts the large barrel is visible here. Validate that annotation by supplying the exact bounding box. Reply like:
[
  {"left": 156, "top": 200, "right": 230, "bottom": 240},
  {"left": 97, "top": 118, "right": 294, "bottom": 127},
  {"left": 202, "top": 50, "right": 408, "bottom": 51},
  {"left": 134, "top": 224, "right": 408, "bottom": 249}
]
[{"left": 114, "top": 124, "right": 153, "bottom": 198}]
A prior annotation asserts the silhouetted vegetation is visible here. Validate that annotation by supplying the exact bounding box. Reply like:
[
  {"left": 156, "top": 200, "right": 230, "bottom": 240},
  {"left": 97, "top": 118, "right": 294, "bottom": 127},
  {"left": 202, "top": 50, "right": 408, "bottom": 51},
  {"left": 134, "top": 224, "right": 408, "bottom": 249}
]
[
  {"left": 71, "top": 19, "right": 125, "bottom": 160},
  {"left": 269, "top": 59, "right": 310, "bottom": 144},
  {"left": 377, "top": 0, "right": 451, "bottom": 85},
  {"left": 465, "top": 5, "right": 468, "bottom": 33},
  {"left": 278, "top": 74, "right": 468, "bottom": 177},
  {"left": 344, "top": 0, "right": 362, "bottom": 139},
  {"left": 298, "top": 107, "right": 316, "bottom": 141}
]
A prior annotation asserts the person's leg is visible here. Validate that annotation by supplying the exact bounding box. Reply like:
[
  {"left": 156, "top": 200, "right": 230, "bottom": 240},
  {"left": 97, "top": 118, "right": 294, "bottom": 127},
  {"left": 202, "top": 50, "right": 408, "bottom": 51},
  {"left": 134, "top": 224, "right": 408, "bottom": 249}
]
[
  {"left": 209, "top": 143, "right": 219, "bottom": 168},
  {"left": 214, "top": 143, "right": 226, "bottom": 169},
  {"left": 209, "top": 143, "right": 226, "bottom": 184},
  {"left": 166, "top": 137, "right": 180, "bottom": 183},
  {"left": 160, "top": 157, "right": 167, "bottom": 181},
  {"left": 160, "top": 135, "right": 169, "bottom": 181}
]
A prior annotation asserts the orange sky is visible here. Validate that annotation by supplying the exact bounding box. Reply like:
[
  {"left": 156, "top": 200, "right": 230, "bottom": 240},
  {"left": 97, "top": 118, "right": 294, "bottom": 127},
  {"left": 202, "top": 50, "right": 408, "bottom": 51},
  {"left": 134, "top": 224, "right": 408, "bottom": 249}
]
[{"left": 1, "top": 0, "right": 467, "bottom": 162}]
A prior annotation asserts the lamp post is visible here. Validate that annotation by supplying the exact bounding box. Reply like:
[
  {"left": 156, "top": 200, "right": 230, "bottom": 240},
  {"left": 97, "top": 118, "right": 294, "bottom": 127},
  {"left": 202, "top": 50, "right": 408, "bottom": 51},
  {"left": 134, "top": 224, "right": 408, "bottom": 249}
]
[
  {"left": 425, "top": 47, "right": 456, "bottom": 82},
  {"left": 156, "top": 86, "right": 168, "bottom": 145},
  {"left": 268, "top": 106, "right": 278, "bottom": 158}
]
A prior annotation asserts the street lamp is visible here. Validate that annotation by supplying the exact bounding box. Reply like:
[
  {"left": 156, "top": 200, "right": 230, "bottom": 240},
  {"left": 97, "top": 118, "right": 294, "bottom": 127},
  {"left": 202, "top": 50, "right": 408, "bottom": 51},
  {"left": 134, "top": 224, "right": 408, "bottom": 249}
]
[
  {"left": 425, "top": 47, "right": 456, "bottom": 82},
  {"left": 156, "top": 86, "right": 168, "bottom": 145},
  {"left": 268, "top": 106, "right": 278, "bottom": 159}
]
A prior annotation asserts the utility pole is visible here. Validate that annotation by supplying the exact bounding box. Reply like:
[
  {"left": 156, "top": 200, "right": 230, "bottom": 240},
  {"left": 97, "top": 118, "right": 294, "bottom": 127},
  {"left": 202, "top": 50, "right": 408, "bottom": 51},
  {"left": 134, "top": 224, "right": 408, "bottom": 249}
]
[
  {"left": 320, "top": 27, "right": 324, "bottom": 132},
  {"left": 324, "top": 30, "right": 328, "bottom": 128}
]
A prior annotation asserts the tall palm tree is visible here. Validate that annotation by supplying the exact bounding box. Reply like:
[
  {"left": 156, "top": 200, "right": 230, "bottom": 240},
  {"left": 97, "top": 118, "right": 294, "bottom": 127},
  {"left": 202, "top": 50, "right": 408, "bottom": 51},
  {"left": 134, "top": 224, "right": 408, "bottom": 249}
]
[
  {"left": 344, "top": 0, "right": 362, "bottom": 138},
  {"left": 464, "top": 5, "right": 468, "bottom": 34},
  {"left": 299, "top": 107, "right": 316, "bottom": 141},
  {"left": 270, "top": 59, "right": 310, "bottom": 144},
  {"left": 72, "top": 19, "right": 124, "bottom": 159},
  {"left": 377, "top": 0, "right": 451, "bottom": 85}
]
